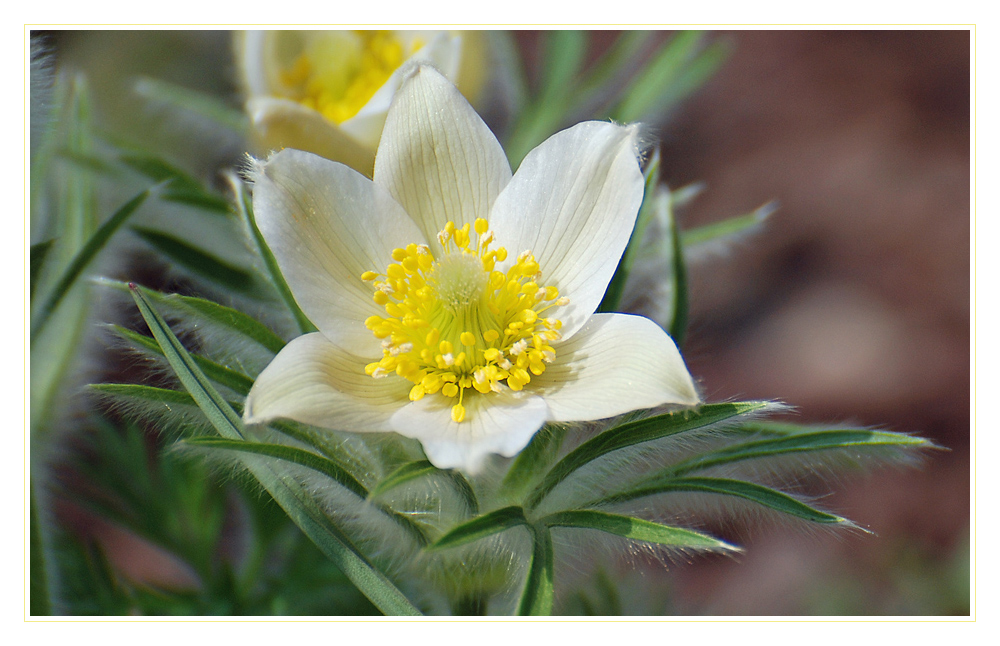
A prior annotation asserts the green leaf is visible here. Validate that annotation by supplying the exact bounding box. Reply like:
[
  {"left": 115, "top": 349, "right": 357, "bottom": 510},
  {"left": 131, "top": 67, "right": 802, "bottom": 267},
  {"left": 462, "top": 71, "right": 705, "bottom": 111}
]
[
  {"left": 516, "top": 524, "right": 554, "bottom": 616},
  {"left": 500, "top": 425, "right": 567, "bottom": 502},
  {"left": 573, "top": 31, "right": 656, "bottom": 111},
  {"left": 371, "top": 460, "right": 479, "bottom": 514},
  {"left": 185, "top": 437, "right": 369, "bottom": 500},
  {"left": 597, "top": 477, "right": 848, "bottom": 525},
  {"left": 133, "top": 76, "right": 248, "bottom": 134},
  {"left": 648, "top": 40, "right": 728, "bottom": 118},
  {"left": 598, "top": 150, "right": 661, "bottom": 314},
  {"left": 90, "top": 382, "right": 196, "bottom": 407},
  {"left": 541, "top": 509, "right": 736, "bottom": 550},
  {"left": 131, "top": 226, "right": 258, "bottom": 294},
  {"left": 31, "top": 188, "right": 151, "bottom": 338},
  {"left": 505, "top": 30, "right": 587, "bottom": 167},
  {"left": 428, "top": 506, "right": 529, "bottom": 551},
  {"left": 110, "top": 325, "right": 255, "bottom": 395},
  {"left": 118, "top": 153, "right": 231, "bottom": 215},
  {"left": 611, "top": 31, "right": 709, "bottom": 122},
  {"left": 30, "top": 239, "right": 55, "bottom": 299},
  {"left": 525, "top": 401, "right": 773, "bottom": 510},
  {"left": 100, "top": 280, "right": 286, "bottom": 354},
  {"left": 29, "top": 480, "right": 50, "bottom": 616},
  {"left": 667, "top": 185, "right": 688, "bottom": 345},
  {"left": 681, "top": 202, "right": 775, "bottom": 250},
  {"left": 227, "top": 172, "right": 317, "bottom": 334},
  {"left": 664, "top": 429, "right": 932, "bottom": 478},
  {"left": 128, "top": 284, "right": 420, "bottom": 615}
]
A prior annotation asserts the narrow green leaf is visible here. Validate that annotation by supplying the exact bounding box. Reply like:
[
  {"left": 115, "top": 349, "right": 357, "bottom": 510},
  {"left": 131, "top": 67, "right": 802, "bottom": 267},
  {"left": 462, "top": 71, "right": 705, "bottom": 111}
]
[
  {"left": 542, "top": 509, "right": 736, "bottom": 551},
  {"left": 501, "top": 425, "right": 567, "bottom": 501},
  {"left": 667, "top": 186, "right": 688, "bottom": 345},
  {"left": 525, "top": 401, "right": 772, "bottom": 510},
  {"left": 89, "top": 382, "right": 195, "bottom": 407},
  {"left": 371, "top": 460, "right": 479, "bottom": 514},
  {"left": 598, "top": 150, "right": 661, "bottom": 313},
  {"left": 118, "top": 153, "right": 230, "bottom": 214},
  {"left": 111, "top": 325, "right": 255, "bottom": 395},
  {"left": 30, "top": 239, "right": 55, "bottom": 299},
  {"left": 131, "top": 226, "right": 258, "bottom": 293},
  {"left": 612, "top": 30, "right": 705, "bottom": 122},
  {"left": 185, "top": 437, "right": 369, "bottom": 499},
  {"left": 133, "top": 76, "right": 248, "bottom": 134},
  {"left": 648, "top": 40, "right": 729, "bottom": 117},
  {"left": 664, "top": 429, "right": 932, "bottom": 478},
  {"left": 30, "top": 480, "right": 50, "bottom": 616},
  {"left": 597, "top": 476, "right": 848, "bottom": 525},
  {"left": 31, "top": 188, "right": 151, "bottom": 339},
  {"left": 681, "top": 202, "right": 775, "bottom": 250},
  {"left": 228, "top": 172, "right": 317, "bottom": 334},
  {"left": 574, "top": 31, "right": 655, "bottom": 109},
  {"left": 100, "top": 280, "right": 286, "bottom": 354},
  {"left": 128, "top": 285, "right": 420, "bottom": 615},
  {"left": 516, "top": 524, "right": 554, "bottom": 616},
  {"left": 505, "top": 30, "right": 587, "bottom": 167},
  {"left": 428, "top": 506, "right": 529, "bottom": 551}
]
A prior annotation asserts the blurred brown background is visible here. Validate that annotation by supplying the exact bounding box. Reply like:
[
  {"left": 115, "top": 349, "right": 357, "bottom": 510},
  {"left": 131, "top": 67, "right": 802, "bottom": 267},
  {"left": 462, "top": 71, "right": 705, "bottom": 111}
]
[
  {"left": 614, "top": 30, "right": 969, "bottom": 614},
  {"left": 41, "top": 29, "right": 971, "bottom": 615}
]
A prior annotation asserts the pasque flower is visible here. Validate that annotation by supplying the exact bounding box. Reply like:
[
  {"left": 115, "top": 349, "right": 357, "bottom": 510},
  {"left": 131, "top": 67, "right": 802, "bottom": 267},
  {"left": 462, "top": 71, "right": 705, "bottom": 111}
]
[
  {"left": 236, "top": 30, "right": 486, "bottom": 175},
  {"left": 243, "top": 65, "right": 699, "bottom": 473}
]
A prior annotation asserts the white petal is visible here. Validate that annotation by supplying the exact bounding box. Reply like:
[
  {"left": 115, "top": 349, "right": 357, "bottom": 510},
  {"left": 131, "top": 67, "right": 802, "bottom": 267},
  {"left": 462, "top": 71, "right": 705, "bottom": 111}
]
[
  {"left": 244, "top": 333, "right": 410, "bottom": 431},
  {"left": 341, "top": 32, "right": 462, "bottom": 150},
  {"left": 530, "top": 313, "right": 699, "bottom": 422},
  {"left": 488, "top": 122, "right": 644, "bottom": 340},
  {"left": 389, "top": 390, "right": 548, "bottom": 473},
  {"left": 246, "top": 97, "right": 376, "bottom": 174},
  {"left": 251, "top": 148, "right": 426, "bottom": 356},
  {"left": 373, "top": 65, "right": 512, "bottom": 252}
]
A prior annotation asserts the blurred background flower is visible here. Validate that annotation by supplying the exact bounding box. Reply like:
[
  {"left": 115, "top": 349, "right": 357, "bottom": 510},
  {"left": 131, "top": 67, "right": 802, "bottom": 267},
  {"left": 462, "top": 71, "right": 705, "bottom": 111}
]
[{"left": 30, "top": 29, "right": 970, "bottom": 615}]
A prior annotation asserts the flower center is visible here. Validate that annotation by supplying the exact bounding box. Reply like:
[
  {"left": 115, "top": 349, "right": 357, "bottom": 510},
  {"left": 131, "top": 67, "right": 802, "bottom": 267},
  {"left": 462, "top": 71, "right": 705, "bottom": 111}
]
[
  {"left": 280, "top": 31, "right": 422, "bottom": 124},
  {"left": 362, "top": 219, "right": 568, "bottom": 423}
]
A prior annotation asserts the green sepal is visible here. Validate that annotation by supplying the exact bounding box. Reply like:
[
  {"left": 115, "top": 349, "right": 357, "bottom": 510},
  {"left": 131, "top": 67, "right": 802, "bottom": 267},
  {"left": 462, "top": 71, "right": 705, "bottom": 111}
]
[
  {"left": 525, "top": 401, "right": 773, "bottom": 510},
  {"left": 128, "top": 284, "right": 421, "bottom": 615},
  {"left": 541, "top": 509, "right": 737, "bottom": 550}
]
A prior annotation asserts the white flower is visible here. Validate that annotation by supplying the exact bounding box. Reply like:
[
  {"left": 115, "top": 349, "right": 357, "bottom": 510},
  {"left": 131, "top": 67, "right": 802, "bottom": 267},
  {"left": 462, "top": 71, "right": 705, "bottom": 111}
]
[
  {"left": 236, "top": 30, "right": 486, "bottom": 175},
  {"left": 243, "top": 65, "right": 699, "bottom": 473}
]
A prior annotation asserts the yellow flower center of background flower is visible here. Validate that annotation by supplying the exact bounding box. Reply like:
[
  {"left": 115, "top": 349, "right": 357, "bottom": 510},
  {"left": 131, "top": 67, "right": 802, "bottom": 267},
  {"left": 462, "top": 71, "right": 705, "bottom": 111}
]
[
  {"left": 280, "top": 31, "right": 422, "bottom": 124},
  {"left": 362, "top": 219, "right": 567, "bottom": 424}
]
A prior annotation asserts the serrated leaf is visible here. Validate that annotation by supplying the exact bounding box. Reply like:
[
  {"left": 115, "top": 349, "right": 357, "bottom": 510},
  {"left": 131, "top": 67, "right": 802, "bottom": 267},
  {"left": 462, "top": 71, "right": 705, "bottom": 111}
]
[
  {"left": 128, "top": 284, "right": 420, "bottom": 615},
  {"left": 185, "top": 437, "right": 369, "bottom": 500},
  {"left": 428, "top": 506, "right": 529, "bottom": 551},
  {"left": 516, "top": 524, "right": 554, "bottom": 616},
  {"left": 110, "top": 325, "right": 254, "bottom": 395},
  {"left": 598, "top": 476, "right": 848, "bottom": 525},
  {"left": 371, "top": 460, "right": 479, "bottom": 514},
  {"left": 31, "top": 188, "right": 151, "bottom": 338},
  {"left": 525, "top": 402, "right": 773, "bottom": 510},
  {"left": 227, "top": 172, "right": 316, "bottom": 334},
  {"left": 666, "top": 429, "right": 932, "bottom": 478},
  {"left": 541, "top": 509, "right": 737, "bottom": 550},
  {"left": 131, "top": 226, "right": 258, "bottom": 293}
]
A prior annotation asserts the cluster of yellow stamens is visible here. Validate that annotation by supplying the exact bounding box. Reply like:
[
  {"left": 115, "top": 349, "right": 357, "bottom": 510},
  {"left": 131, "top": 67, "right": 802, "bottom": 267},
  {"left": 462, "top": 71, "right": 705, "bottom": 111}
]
[
  {"left": 362, "top": 218, "right": 568, "bottom": 423},
  {"left": 280, "top": 31, "right": 420, "bottom": 124}
]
